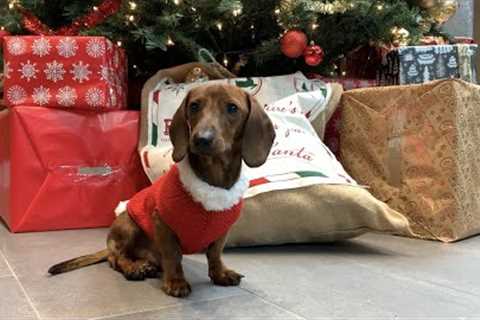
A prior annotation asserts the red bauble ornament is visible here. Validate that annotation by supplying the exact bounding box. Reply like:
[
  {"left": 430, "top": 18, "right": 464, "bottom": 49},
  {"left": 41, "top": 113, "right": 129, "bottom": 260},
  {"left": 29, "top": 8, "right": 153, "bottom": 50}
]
[
  {"left": 303, "top": 44, "right": 324, "bottom": 66},
  {"left": 280, "top": 30, "right": 308, "bottom": 58}
]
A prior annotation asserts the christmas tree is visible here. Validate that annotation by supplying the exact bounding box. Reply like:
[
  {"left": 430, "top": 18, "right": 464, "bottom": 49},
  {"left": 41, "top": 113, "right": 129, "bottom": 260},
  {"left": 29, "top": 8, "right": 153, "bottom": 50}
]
[{"left": 0, "top": 0, "right": 456, "bottom": 79}]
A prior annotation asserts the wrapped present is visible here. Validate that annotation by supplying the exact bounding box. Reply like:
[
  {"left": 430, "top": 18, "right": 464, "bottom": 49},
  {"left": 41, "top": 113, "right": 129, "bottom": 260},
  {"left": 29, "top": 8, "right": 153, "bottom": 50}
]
[
  {"left": 0, "top": 107, "right": 149, "bottom": 232},
  {"left": 3, "top": 36, "right": 127, "bottom": 110},
  {"left": 340, "top": 79, "right": 480, "bottom": 242},
  {"left": 379, "top": 44, "right": 478, "bottom": 85}
]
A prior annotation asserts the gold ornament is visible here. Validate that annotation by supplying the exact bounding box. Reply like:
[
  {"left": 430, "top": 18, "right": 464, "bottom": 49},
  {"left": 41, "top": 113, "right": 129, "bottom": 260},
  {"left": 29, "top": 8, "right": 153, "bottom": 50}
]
[
  {"left": 391, "top": 27, "right": 410, "bottom": 47},
  {"left": 185, "top": 67, "right": 209, "bottom": 84},
  {"left": 415, "top": 0, "right": 436, "bottom": 9},
  {"left": 427, "top": 0, "right": 459, "bottom": 25}
]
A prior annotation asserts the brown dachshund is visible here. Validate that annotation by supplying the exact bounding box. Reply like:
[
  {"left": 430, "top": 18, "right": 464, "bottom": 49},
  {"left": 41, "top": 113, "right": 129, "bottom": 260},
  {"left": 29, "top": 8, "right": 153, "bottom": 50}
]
[{"left": 48, "top": 84, "right": 275, "bottom": 298}]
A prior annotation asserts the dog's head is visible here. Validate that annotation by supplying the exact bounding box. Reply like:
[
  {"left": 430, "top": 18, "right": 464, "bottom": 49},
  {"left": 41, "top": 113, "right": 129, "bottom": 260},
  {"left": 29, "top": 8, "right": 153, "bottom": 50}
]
[{"left": 169, "top": 84, "right": 275, "bottom": 167}]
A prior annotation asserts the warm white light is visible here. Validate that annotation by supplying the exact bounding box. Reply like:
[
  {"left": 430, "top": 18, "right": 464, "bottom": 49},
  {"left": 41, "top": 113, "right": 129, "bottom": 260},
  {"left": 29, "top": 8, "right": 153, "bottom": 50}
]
[
  {"left": 93, "top": 6, "right": 99, "bottom": 11},
  {"left": 311, "top": 23, "right": 318, "bottom": 30},
  {"left": 341, "top": 71, "right": 347, "bottom": 76},
  {"left": 216, "top": 22, "right": 223, "bottom": 31},
  {"left": 274, "top": 9, "right": 280, "bottom": 15},
  {"left": 116, "top": 41, "right": 123, "bottom": 47},
  {"left": 223, "top": 56, "right": 228, "bottom": 66},
  {"left": 173, "top": 0, "right": 180, "bottom": 5},
  {"left": 191, "top": 6, "right": 197, "bottom": 12},
  {"left": 129, "top": 1, "right": 137, "bottom": 10},
  {"left": 128, "top": 15, "right": 135, "bottom": 22},
  {"left": 376, "top": 4, "right": 384, "bottom": 10},
  {"left": 167, "top": 37, "right": 175, "bottom": 46},
  {"left": 233, "top": 9, "right": 242, "bottom": 17}
]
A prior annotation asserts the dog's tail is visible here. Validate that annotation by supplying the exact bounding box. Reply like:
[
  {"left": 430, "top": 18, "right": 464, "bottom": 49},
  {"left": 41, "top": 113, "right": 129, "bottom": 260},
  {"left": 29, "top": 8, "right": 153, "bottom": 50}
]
[{"left": 48, "top": 249, "right": 109, "bottom": 275}]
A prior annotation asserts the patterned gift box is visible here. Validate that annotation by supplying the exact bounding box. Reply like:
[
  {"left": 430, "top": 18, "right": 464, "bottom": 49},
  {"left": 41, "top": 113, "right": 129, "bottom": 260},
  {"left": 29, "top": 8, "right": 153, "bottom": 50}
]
[
  {"left": 3, "top": 36, "right": 127, "bottom": 110},
  {"left": 378, "top": 44, "right": 478, "bottom": 86},
  {"left": 340, "top": 79, "right": 480, "bottom": 242}
]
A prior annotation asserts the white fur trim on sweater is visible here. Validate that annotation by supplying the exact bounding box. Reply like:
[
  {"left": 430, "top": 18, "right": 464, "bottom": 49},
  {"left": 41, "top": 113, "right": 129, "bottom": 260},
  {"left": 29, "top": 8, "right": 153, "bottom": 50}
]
[
  {"left": 115, "top": 200, "right": 129, "bottom": 216},
  {"left": 177, "top": 157, "right": 249, "bottom": 212}
]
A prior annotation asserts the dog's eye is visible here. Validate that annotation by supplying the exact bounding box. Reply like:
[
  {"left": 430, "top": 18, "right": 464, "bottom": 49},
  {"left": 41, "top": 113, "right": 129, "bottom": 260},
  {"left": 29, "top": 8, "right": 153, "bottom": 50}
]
[
  {"left": 227, "top": 103, "right": 238, "bottom": 114},
  {"left": 189, "top": 103, "right": 200, "bottom": 113}
]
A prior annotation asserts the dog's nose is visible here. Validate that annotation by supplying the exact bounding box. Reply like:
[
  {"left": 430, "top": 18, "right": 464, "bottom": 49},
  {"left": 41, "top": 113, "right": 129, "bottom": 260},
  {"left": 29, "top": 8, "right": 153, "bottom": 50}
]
[{"left": 194, "top": 129, "right": 215, "bottom": 150}]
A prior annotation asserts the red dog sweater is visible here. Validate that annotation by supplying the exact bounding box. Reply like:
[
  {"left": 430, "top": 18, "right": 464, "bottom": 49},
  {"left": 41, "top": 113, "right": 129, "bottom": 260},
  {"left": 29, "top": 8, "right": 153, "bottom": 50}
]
[{"left": 124, "top": 158, "right": 249, "bottom": 254}]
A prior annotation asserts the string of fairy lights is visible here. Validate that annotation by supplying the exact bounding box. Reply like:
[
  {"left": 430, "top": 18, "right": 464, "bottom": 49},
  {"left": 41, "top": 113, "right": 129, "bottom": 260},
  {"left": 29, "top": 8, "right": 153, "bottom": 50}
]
[{"left": 2, "top": 0, "right": 422, "bottom": 74}]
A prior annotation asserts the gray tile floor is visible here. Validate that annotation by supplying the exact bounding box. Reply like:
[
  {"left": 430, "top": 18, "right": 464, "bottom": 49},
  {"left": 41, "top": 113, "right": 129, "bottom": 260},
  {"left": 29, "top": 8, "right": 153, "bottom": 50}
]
[{"left": 1, "top": 222, "right": 480, "bottom": 320}]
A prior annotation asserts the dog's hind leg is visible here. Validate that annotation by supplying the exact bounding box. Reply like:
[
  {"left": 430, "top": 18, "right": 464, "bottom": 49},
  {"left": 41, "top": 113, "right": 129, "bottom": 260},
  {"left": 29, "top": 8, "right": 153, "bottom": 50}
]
[{"left": 107, "top": 212, "right": 160, "bottom": 281}]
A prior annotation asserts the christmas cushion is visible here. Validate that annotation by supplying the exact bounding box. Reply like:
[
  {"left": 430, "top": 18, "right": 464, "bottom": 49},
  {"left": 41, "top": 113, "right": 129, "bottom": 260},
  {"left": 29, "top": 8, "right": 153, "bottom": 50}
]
[
  {"left": 341, "top": 79, "right": 480, "bottom": 242},
  {"left": 3, "top": 36, "right": 127, "bottom": 110}
]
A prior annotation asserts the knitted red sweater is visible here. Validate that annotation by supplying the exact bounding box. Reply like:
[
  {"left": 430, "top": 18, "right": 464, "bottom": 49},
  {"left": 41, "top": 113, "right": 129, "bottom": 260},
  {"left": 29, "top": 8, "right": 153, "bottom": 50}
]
[{"left": 127, "top": 164, "right": 243, "bottom": 254}]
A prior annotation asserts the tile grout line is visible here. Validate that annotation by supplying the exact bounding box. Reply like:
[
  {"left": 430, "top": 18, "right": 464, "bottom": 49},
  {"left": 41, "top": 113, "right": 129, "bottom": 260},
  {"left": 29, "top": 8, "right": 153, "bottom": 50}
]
[
  {"left": 238, "top": 286, "right": 307, "bottom": 320},
  {"left": 336, "top": 254, "right": 480, "bottom": 299},
  {"left": 0, "top": 250, "right": 43, "bottom": 320},
  {"left": 89, "top": 291, "right": 249, "bottom": 320}
]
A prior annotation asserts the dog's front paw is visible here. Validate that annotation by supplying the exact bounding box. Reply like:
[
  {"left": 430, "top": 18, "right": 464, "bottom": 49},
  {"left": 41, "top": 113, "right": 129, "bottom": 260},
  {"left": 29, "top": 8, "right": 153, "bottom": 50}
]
[
  {"left": 162, "top": 278, "right": 192, "bottom": 298},
  {"left": 210, "top": 269, "right": 244, "bottom": 286},
  {"left": 123, "top": 261, "right": 159, "bottom": 281}
]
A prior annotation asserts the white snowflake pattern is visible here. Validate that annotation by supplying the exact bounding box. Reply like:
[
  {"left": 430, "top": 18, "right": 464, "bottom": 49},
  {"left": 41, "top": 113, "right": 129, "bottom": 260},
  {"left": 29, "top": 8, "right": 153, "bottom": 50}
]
[
  {"left": 86, "top": 38, "right": 106, "bottom": 58},
  {"left": 6, "top": 85, "right": 27, "bottom": 104},
  {"left": 57, "top": 37, "right": 78, "bottom": 58},
  {"left": 4, "top": 61, "right": 11, "bottom": 79},
  {"left": 18, "top": 60, "right": 39, "bottom": 82},
  {"left": 7, "top": 37, "right": 27, "bottom": 56},
  {"left": 56, "top": 86, "right": 77, "bottom": 107},
  {"left": 44, "top": 60, "right": 66, "bottom": 82},
  {"left": 32, "top": 86, "right": 51, "bottom": 105},
  {"left": 98, "top": 64, "right": 114, "bottom": 85},
  {"left": 31, "top": 37, "right": 52, "bottom": 57},
  {"left": 85, "top": 88, "right": 105, "bottom": 107},
  {"left": 70, "top": 61, "right": 91, "bottom": 83}
]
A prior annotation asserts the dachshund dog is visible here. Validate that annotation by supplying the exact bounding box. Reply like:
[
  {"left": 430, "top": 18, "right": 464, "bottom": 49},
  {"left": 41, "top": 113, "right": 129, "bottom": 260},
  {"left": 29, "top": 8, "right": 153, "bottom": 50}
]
[{"left": 48, "top": 84, "right": 275, "bottom": 298}]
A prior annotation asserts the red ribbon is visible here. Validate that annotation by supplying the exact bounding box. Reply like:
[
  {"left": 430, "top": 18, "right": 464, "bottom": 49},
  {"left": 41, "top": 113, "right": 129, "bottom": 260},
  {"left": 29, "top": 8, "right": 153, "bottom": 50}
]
[{"left": 17, "top": 0, "right": 122, "bottom": 36}]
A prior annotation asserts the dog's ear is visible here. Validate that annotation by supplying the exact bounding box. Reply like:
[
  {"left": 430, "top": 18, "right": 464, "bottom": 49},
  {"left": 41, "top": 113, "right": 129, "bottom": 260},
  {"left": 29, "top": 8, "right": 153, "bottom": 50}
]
[
  {"left": 169, "top": 93, "right": 190, "bottom": 162},
  {"left": 242, "top": 93, "right": 276, "bottom": 167}
]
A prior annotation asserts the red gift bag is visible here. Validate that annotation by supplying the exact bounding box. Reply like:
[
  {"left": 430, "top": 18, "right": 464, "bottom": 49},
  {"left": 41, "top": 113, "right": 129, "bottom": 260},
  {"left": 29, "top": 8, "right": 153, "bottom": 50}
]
[{"left": 0, "top": 107, "right": 149, "bottom": 232}]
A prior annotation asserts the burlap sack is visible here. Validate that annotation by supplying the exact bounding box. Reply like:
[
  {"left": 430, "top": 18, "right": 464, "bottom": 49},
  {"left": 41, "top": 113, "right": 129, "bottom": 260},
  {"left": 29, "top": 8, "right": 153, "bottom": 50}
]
[
  {"left": 227, "top": 184, "right": 411, "bottom": 246},
  {"left": 341, "top": 79, "right": 480, "bottom": 242}
]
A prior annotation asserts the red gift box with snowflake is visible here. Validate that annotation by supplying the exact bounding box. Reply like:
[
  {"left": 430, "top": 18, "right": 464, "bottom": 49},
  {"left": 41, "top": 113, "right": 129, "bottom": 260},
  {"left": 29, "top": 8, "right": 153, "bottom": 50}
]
[{"left": 3, "top": 36, "right": 127, "bottom": 110}]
